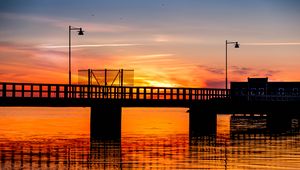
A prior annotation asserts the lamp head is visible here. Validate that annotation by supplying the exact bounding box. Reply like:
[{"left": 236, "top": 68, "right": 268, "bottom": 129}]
[
  {"left": 78, "top": 28, "right": 84, "bottom": 35},
  {"left": 235, "top": 42, "right": 240, "bottom": 48}
]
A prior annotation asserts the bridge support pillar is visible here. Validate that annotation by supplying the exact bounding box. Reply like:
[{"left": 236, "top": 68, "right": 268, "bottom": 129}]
[
  {"left": 189, "top": 105, "right": 217, "bottom": 137},
  {"left": 90, "top": 105, "right": 122, "bottom": 140}
]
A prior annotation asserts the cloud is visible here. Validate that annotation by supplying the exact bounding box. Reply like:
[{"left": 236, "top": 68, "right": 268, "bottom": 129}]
[
  {"left": 151, "top": 33, "right": 205, "bottom": 44},
  {"left": 206, "top": 67, "right": 224, "bottom": 75},
  {"left": 198, "top": 65, "right": 224, "bottom": 75},
  {"left": 38, "top": 43, "right": 142, "bottom": 49},
  {"left": 55, "top": 21, "right": 132, "bottom": 33},
  {"left": 153, "top": 34, "right": 172, "bottom": 42},
  {"left": 196, "top": 64, "right": 281, "bottom": 78},
  {"left": 0, "top": 12, "right": 59, "bottom": 24},
  {"left": 201, "top": 67, "right": 281, "bottom": 88},
  {"left": 231, "top": 66, "right": 252, "bottom": 75},
  {"left": 230, "top": 66, "right": 280, "bottom": 78},
  {"left": 243, "top": 42, "right": 300, "bottom": 46},
  {"left": 262, "top": 69, "right": 280, "bottom": 77},
  {"left": 121, "top": 53, "right": 176, "bottom": 66},
  {"left": 132, "top": 54, "right": 174, "bottom": 59},
  {"left": 196, "top": 64, "right": 281, "bottom": 87},
  {"left": 0, "top": 42, "right": 67, "bottom": 72},
  {"left": 0, "top": 12, "right": 133, "bottom": 33},
  {"left": 204, "top": 80, "right": 224, "bottom": 88},
  {"left": 229, "top": 66, "right": 281, "bottom": 81}
]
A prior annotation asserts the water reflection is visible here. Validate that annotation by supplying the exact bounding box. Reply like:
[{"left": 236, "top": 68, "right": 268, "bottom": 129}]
[
  {"left": 121, "top": 135, "right": 189, "bottom": 169},
  {"left": 228, "top": 115, "right": 300, "bottom": 169},
  {"left": 1, "top": 109, "right": 300, "bottom": 169},
  {"left": 0, "top": 139, "right": 90, "bottom": 169},
  {"left": 0, "top": 136, "right": 191, "bottom": 169},
  {"left": 2, "top": 132, "right": 300, "bottom": 169},
  {"left": 90, "top": 140, "right": 121, "bottom": 169}
]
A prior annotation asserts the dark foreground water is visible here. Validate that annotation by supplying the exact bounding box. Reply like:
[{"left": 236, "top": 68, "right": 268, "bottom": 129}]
[{"left": 1, "top": 108, "right": 300, "bottom": 169}]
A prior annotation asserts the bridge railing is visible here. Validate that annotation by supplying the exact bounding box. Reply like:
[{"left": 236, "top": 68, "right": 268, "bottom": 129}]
[
  {"left": 231, "top": 89, "right": 300, "bottom": 101},
  {"left": 0, "top": 82, "right": 229, "bottom": 101}
]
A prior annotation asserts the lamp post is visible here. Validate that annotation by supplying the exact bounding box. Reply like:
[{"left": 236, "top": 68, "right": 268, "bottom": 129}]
[
  {"left": 225, "top": 40, "right": 239, "bottom": 94},
  {"left": 69, "top": 26, "right": 84, "bottom": 85}
]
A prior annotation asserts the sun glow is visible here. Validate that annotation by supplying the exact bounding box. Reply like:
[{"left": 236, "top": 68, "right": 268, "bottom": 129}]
[{"left": 144, "top": 80, "right": 178, "bottom": 87}]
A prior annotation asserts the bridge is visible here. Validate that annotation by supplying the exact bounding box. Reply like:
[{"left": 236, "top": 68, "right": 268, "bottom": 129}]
[{"left": 1, "top": 82, "right": 300, "bottom": 139}]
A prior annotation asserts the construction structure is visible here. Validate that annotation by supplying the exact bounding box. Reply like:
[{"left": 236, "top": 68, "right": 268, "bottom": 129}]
[{"left": 78, "top": 69, "right": 134, "bottom": 86}]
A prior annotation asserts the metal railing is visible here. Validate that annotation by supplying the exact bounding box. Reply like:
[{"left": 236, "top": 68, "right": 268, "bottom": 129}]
[
  {"left": 0, "top": 82, "right": 229, "bottom": 101},
  {"left": 231, "top": 90, "right": 300, "bottom": 101}
]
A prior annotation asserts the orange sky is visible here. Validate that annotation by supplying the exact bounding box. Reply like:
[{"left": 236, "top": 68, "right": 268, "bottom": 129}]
[
  {"left": 1, "top": 41, "right": 299, "bottom": 87},
  {"left": 1, "top": 1, "right": 300, "bottom": 88}
]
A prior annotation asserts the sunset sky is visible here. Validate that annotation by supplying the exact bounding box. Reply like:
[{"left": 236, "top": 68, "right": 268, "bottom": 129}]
[{"left": 0, "top": 0, "right": 300, "bottom": 87}]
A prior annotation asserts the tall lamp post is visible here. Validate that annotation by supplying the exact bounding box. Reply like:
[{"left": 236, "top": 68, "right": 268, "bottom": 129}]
[
  {"left": 225, "top": 40, "right": 239, "bottom": 94},
  {"left": 69, "top": 26, "right": 84, "bottom": 85}
]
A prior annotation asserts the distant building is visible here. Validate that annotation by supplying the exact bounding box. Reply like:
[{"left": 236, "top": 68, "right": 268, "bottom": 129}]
[{"left": 231, "top": 78, "right": 300, "bottom": 100}]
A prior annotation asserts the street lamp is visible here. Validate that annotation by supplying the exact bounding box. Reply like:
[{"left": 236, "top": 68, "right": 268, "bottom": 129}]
[
  {"left": 69, "top": 26, "right": 84, "bottom": 85},
  {"left": 225, "top": 40, "right": 239, "bottom": 94}
]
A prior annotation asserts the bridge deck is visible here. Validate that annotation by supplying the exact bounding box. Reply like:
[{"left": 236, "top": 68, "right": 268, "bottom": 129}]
[
  {"left": 0, "top": 82, "right": 228, "bottom": 100},
  {"left": 0, "top": 82, "right": 229, "bottom": 107},
  {"left": 1, "top": 82, "right": 300, "bottom": 108}
]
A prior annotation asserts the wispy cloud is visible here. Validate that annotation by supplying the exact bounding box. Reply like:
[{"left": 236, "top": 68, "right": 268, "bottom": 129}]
[
  {"left": 38, "top": 43, "right": 142, "bottom": 49},
  {"left": 55, "top": 21, "right": 132, "bottom": 33},
  {"left": 0, "top": 12, "right": 133, "bottom": 33},
  {"left": 151, "top": 34, "right": 205, "bottom": 44},
  {"left": 259, "top": 69, "right": 280, "bottom": 77},
  {"left": 200, "top": 66, "right": 281, "bottom": 88},
  {"left": 153, "top": 34, "right": 172, "bottom": 42},
  {"left": 198, "top": 64, "right": 280, "bottom": 78},
  {"left": 198, "top": 65, "right": 224, "bottom": 75},
  {"left": 231, "top": 66, "right": 252, "bottom": 75},
  {"left": 0, "top": 42, "right": 67, "bottom": 71},
  {"left": 204, "top": 80, "right": 224, "bottom": 88},
  {"left": 231, "top": 66, "right": 280, "bottom": 78},
  {"left": 0, "top": 12, "right": 59, "bottom": 24},
  {"left": 243, "top": 42, "right": 300, "bottom": 46},
  {"left": 120, "top": 53, "right": 176, "bottom": 66},
  {"left": 132, "top": 54, "right": 174, "bottom": 59},
  {"left": 230, "top": 66, "right": 280, "bottom": 78}
]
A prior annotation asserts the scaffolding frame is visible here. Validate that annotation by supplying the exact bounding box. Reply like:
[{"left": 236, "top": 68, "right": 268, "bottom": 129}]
[{"left": 78, "top": 69, "right": 134, "bottom": 87}]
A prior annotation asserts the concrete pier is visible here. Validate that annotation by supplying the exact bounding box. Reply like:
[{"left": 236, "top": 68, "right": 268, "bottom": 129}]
[
  {"left": 189, "top": 105, "right": 217, "bottom": 137},
  {"left": 90, "top": 105, "right": 122, "bottom": 139}
]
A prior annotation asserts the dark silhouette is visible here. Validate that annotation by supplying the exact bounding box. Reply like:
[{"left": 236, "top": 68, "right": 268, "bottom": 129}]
[{"left": 1, "top": 80, "right": 300, "bottom": 139}]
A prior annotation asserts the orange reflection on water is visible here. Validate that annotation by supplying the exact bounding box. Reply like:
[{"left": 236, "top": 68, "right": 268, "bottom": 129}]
[
  {"left": 122, "top": 108, "right": 190, "bottom": 169},
  {"left": 0, "top": 107, "right": 189, "bottom": 140},
  {"left": 0, "top": 107, "right": 90, "bottom": 140},
  {"left": 216, "top": 114, "right": 231, "bottom": 140},
  {"left": 122, "top": 108, "right": 189, "bottom": 135},
  {"left": 1, "top": 108, "right": 300, "bottom": 169}
]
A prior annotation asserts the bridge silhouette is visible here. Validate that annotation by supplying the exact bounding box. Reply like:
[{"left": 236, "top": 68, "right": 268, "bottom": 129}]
[{"left": 1, "top": 82, "right": 300, "bottom": 139}]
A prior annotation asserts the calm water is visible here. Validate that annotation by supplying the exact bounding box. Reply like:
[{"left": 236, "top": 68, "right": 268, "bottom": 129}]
[{"left": 1, "top": 108, "right": 300, "bottom": 169}]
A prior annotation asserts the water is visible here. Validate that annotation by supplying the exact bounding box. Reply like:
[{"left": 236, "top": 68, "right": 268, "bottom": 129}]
[{"left": 1, "top": 108, "right": 300, "bottom": 169}]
